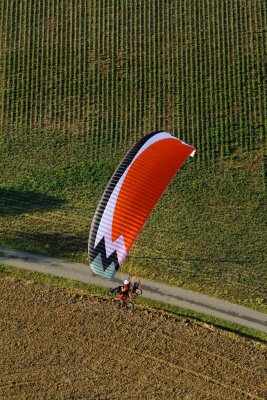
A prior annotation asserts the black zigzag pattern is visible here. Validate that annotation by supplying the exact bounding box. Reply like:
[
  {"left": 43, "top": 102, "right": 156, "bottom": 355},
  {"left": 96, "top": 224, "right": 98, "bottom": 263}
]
[
  {"left": 90, "top": 236, "right": 120, "bottom": 272},
  {"left": 88, "top": 132, "right": 162, "bottom": 263}
]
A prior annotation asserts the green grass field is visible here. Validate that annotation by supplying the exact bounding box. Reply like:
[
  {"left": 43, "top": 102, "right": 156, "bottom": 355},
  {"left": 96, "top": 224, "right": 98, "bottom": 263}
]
[{"left": 0, "top": 0, "right": 266, "bottom": 311}]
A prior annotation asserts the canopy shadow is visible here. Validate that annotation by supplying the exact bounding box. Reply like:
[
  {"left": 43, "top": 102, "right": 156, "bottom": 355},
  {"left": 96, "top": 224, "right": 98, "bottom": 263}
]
[
  {"left": 0, "top": 188, "right": 66, "bottom": 216},
  {"left": 1, "top": 231, "right": 87, "bottom": 260}
]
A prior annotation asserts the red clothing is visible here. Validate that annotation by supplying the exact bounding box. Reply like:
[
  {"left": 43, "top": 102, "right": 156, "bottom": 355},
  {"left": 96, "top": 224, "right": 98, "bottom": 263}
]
[
  {"left": 117, "top": 284, "right": 132, "bottom": 301},
  {"left": 118, "top": 293, "right": 128, "bottom": 301}
]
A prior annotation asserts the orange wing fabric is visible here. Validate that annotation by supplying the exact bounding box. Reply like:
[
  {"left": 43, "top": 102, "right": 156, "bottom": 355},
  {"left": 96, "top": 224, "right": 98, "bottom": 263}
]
[
  {"left": 88, "top": 132, "right": 195, "bottom": 279},
  {"left": 112, "top": 139, "right": 193, "bottom": 251}
]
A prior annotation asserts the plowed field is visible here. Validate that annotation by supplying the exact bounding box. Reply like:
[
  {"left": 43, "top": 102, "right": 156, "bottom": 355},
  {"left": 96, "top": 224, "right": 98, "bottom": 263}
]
[{"left": 1, "top": 278, "right": 266, "bottom": 400}]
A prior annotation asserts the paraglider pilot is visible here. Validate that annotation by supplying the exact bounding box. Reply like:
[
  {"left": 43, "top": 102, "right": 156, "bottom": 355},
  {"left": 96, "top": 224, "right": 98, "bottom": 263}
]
[
  {"left": 109, "top": 276, "right": 142, "bottom": 304},
  {"left": 113, "top": 279, "right": 134, "bottom": 303}
]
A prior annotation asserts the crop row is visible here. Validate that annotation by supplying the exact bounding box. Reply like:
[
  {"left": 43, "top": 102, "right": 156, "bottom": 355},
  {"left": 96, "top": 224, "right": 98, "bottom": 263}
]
[{"left": 0, "top": 0, "right": 266, "bottom": 164}]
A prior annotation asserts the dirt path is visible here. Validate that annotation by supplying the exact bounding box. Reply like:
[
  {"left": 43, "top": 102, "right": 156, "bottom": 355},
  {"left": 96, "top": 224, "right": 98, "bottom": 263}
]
[
  {"left": 1, "top": 247, "right": 267, "bottom": 334},
  {"left": 1, "top": 278, "right": 266, "bottom": 400}
]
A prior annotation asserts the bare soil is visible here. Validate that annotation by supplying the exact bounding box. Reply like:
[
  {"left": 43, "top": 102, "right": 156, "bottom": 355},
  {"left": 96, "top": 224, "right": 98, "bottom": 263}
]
[{"left": 1, "top": 277, "right": 266, "bottom": 400}]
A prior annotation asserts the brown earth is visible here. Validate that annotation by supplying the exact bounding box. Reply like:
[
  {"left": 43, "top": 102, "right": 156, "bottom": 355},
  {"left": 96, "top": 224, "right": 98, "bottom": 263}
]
[{"left": 1, "top": 277, "right": 267, "bottom": 400}]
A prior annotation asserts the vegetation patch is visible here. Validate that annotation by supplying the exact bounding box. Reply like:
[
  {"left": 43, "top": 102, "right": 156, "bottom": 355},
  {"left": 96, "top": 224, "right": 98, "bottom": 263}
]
[{"left": 0, "top": 0, "right": 266, "bottom": 310}]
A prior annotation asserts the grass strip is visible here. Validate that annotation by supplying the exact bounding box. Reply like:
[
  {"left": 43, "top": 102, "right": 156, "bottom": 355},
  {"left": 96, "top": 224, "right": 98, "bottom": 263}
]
[{"left": 1, "top": 263, "right": 266, "bottom": 345}]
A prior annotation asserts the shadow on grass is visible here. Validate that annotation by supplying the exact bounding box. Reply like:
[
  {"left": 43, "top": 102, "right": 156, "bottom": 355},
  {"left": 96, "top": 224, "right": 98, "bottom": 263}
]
[
  {"left": 1, "top": 231, "right": 87, "bottom": 260},
  {"left": 0, "top": 188, "right": 66, "bottom": 216}
]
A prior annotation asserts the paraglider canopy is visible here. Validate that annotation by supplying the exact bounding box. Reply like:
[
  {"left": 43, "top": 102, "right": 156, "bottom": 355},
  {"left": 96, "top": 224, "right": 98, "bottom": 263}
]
[{"left": 88, "top": 131, "right": 195, "bottom": 279}]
